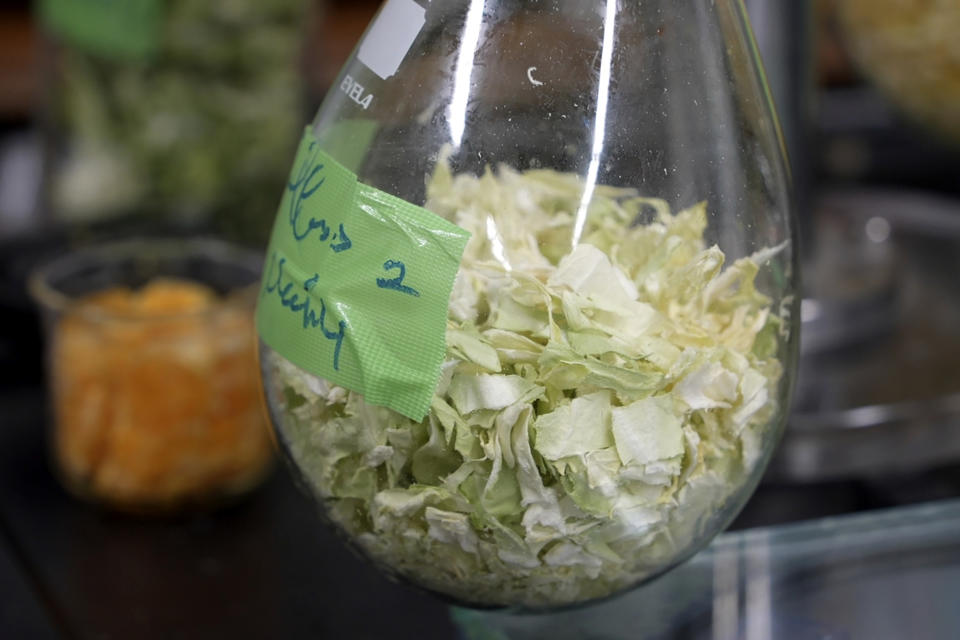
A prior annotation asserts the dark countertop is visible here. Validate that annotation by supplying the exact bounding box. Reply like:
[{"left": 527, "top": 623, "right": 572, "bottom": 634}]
[{"left": 0, "top": 390, "right": 457, "bottom": 640}]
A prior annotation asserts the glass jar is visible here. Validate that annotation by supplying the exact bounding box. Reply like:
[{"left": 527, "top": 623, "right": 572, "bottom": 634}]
[
  {"left": 836, "top": 0, "right": 960, "bottom": 144},
  {"left": 36, "top": 0, "right": 309, "bottom": 245},
  {"left": 30, "top": 239, "right": 274, "bottom": 514},
  {"left": 259, "top": 0, "right": 799, "bottom": 610}
]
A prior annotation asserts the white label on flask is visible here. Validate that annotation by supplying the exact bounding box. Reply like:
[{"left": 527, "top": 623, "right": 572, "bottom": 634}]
[{"left": 357, "top": 0, "right": 426, "bottom": 80}]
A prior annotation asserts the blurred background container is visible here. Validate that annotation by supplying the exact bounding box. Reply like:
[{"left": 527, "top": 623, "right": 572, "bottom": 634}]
[
  {"left": 36, "top": 0, "right": 308, "bottom": 245},
  {"left": 29, "top": 238, "right": 273, "bottom": 514}
]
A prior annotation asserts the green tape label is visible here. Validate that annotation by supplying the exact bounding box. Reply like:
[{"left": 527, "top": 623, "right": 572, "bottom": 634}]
[
  {"left": 39, "top": 0, "right": 161, "bottom": 60},
  {"left": 320, "top": 119, "right": 379, "bottom": 174},
  {"left": 257, "top": 127, "right": 471, "bottom": 421}
]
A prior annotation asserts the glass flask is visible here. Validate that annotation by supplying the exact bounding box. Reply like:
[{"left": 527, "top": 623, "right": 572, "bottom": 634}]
[{"left": 258, "top": 0, "right": 798, "bottom": 610}]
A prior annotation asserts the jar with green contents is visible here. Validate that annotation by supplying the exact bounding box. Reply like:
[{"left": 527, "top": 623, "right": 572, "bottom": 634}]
[{"left": 37, "top": 0, "right": 309, "bottom": 244}]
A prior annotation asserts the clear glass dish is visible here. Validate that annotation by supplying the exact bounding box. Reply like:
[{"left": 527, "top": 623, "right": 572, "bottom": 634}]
[
  {"left": 30, "top": 238, "right": 275, "bottom": 514},
  {"left": 259, "top": 0, "right": 799, "bottom": 610},
  {"left": 453, "top": 499, "right": 960, "bottom": 638}
]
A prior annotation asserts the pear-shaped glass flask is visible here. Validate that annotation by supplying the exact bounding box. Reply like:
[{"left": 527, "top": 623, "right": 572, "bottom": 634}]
[{"left": 258, "top": 0, "right": 798, "bottom": 610}]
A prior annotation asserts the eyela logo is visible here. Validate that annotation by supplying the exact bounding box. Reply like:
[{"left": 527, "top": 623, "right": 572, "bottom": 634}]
[{"left": 339, "top": 75, "right": 374, "bottom": 110}]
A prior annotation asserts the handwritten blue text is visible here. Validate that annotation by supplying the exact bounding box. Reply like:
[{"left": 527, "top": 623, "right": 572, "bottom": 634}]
[
  {"left": 377, "top": 260, "right": 420, "bottom": 297},
  {"left": 287, "top": 141, "right": 353, "bottom": 253},
  {"left": 263, "top": 252, "right": 345, "bottom": 371}
]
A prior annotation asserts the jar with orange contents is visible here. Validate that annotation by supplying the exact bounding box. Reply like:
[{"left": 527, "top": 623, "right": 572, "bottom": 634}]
[{"left": 29, "top": 239, "right": 274, "bottom": 513}]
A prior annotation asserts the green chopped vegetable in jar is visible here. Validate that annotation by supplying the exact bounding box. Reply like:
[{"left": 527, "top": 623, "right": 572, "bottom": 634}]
[
  {"left": 45, "top": 0, "right": 305, "bottom": 244},
  {"left": 265, "top": 161, "right": 787, "bottom": 608}
]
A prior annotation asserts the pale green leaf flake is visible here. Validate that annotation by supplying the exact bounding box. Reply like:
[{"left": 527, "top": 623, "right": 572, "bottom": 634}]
[
  {"left": 611, "top": 396, "right": 685, "bottom": 466},
  {"left": 548, "top": 243, "right": 638, "bottom": 303},
  {"left": 448, "top": 373, "right": 542, "bottom": 414},
  {"left": 675, "top": 361, "right": 739, "bottom": 410},
  {"left": 447, "top": 324, "right": 502, "bottom": 372},
  {"left": 425, "top": 507, "right": 479, "bottom": 553},
  {"left": 533, "top": 391, "right": 614, "bottom": 461}
]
